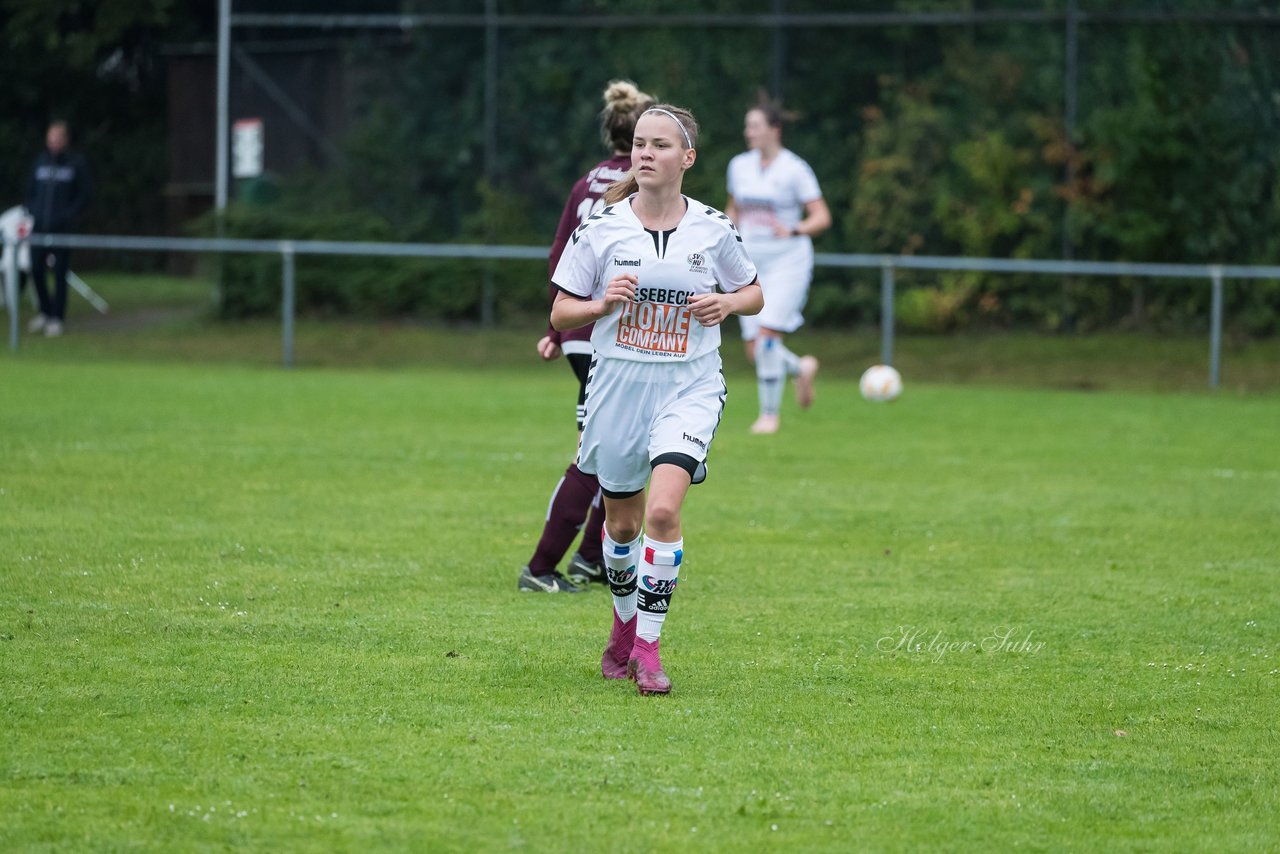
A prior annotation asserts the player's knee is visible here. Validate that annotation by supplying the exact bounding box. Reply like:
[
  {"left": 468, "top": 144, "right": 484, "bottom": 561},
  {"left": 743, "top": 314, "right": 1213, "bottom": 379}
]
[
  {"left": 601, "top": 487, "right": 644, "bottom": 542},
  {"left": 645, "top": 497, "right": 682, "bottom": 534},
  {"left": 607, "top": 520, "right": 642, "bottom": 543}
]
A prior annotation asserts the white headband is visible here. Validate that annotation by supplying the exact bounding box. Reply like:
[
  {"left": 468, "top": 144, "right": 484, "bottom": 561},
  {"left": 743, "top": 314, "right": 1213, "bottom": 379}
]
[{"left": 642, "top": 108, "right": 693, "bottom": 148}]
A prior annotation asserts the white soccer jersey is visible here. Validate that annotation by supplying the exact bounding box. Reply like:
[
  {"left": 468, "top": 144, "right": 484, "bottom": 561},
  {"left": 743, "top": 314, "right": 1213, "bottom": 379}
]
[
  {"left": 553, "top": 195, "right": 758, "bottom": 363},
  {"left": 726, "top": 148, "right": 823, "bottom": 254}
]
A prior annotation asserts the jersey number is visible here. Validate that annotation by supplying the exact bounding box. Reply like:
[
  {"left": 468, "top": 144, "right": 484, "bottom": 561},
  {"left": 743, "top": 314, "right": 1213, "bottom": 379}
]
[{"left": 577, "top": 197, "right": 605, "bottom": 224}]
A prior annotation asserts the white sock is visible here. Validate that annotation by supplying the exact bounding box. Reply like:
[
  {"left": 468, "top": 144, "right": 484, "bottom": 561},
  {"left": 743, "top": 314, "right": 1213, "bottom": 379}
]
[
  {"left": 778, "top": 342, "right": 801, "bottom": 376},
  {"left": 755, "top": 338, "right": 784, "bottom": 416},
  {"left": 636, "top": 535, "right": 683, "bottom": 642},
  {"left": 602, "top": 529, "right": 641, "bottom": 622}
]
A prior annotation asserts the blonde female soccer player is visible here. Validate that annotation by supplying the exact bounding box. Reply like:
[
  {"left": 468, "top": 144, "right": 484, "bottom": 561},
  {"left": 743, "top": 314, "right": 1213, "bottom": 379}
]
[
  {"left": 726, "top": 95, "right": 832, "bottom": 434},
  {"left": 550, "top": 105, "right": 764, "bottom": 695}
]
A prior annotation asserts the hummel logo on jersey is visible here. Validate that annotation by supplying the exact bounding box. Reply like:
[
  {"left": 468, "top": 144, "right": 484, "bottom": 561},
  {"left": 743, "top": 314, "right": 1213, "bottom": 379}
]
[
  {"left": 682, "top": 432, "right": 706, "bottom": 449},
  {"left": 614, "top": 258, "right": 641, "bottom": 267}
]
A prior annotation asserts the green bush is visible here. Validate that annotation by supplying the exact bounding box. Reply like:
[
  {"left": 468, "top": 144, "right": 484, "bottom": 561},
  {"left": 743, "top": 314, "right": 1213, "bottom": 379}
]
[{"left": 197, "top": 190, "right": 549, "bottom": 323}]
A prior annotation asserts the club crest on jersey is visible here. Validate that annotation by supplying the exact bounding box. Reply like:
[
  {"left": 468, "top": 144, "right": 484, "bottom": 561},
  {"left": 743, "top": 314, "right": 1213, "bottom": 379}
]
[{"left": 687, "top": 252, "right": 708, "bottom": 273}]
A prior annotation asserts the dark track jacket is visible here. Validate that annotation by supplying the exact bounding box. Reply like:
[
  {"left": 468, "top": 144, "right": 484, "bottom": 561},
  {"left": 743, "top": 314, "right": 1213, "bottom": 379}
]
[{"left": 25, "top": 148, "right": 91, "bottom": 234}]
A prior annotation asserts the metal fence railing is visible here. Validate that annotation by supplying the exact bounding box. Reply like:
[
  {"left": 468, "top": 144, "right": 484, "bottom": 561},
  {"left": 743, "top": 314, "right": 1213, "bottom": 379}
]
[{"left": 7, "top": 232, "right": 1278, "bottom": 387}]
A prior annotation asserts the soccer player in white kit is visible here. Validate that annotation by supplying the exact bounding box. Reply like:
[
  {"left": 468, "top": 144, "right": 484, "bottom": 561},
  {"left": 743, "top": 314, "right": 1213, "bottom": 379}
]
[
  {"left": 551, "top": 104, "right": 764, "bottom": 695},
  {"left": 726, "top": 96, "right": 832, "bottom": 434}
]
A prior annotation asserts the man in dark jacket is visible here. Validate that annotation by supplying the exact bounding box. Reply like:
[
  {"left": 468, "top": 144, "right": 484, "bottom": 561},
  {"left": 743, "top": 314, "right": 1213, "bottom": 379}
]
[{"left": 25, "top": 120, "right": 90, "bottom": 336}]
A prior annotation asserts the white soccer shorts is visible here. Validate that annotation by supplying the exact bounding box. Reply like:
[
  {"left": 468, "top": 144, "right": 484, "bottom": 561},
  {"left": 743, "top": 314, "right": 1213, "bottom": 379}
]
[
  {"left": 738, "top": 242, "right": 814, "bottom": 339},
  {"left": 577, "top": 352, "right": 727, "bottom": 494}
]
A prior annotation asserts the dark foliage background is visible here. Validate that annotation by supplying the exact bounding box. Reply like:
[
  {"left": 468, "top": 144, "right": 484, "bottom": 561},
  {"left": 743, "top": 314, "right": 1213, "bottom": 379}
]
[{"left": 2, "top": 1, "right": 1277, "bottom": 331}]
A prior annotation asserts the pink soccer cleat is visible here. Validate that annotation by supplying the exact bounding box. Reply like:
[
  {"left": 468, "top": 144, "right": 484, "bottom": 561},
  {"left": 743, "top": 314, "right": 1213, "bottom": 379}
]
[
  {"left": 601, "top": 612, "right": 635, "bottom": 680},
  {"left": 627, "top": 637, "right": 672, "bottom": 695}
]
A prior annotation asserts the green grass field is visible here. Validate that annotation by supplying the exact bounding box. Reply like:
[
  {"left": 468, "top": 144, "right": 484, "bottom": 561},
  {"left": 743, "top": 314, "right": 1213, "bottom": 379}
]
[{"left": 2, "top": 279, "right": 1279, "bottom": 850}]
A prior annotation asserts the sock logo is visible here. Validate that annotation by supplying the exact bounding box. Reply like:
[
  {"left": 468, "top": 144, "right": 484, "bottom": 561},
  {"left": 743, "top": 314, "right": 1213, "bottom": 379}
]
[
  {"left": 641, "top": 576, "right": 678, "bottom": 595},
  {"left": 607, "top": 565, "right": 637, "bottom": 596},
  {"left": 637, "top": 590, "right": 671, "bottom": 613},
  {"left": 607, "top": 566, "right": 636, "bottom": 584}
]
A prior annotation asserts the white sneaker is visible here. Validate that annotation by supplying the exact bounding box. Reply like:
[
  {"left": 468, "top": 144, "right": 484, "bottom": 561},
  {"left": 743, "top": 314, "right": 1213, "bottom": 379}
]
[
  {"left": 27, "top": 313, "right": 49, "bottom": 333},
  {"left": 44, "top": 319, "right": 64, "bottom": 337}
]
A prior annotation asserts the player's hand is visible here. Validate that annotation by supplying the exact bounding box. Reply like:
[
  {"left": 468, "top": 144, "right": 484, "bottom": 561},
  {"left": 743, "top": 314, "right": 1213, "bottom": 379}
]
[
  {"left": 602, "top": 273, "right": 639, "bottom": 313},
  {"left": 772, "top": 222, "right": 794, "bottom": 238},
  {"left": 688, "top": 292, "right": 730, "bottom": 327},
  {"left": 536, "top": 336, "right": 562, "bottom": 361}
]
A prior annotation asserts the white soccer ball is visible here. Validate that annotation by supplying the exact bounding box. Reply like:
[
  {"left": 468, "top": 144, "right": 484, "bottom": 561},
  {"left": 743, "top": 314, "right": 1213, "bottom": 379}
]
[{"left": 859, "top": 364, "right": 903, "bottom": 402}]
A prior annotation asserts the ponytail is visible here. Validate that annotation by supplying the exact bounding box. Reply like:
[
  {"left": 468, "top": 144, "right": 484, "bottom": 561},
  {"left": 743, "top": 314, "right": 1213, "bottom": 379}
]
[{"left": 603, "top": 171, "right": 639, "bottom": 205}]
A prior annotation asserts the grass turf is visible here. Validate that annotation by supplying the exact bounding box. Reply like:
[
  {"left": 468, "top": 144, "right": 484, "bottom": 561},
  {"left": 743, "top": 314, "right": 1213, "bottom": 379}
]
[
  {"left": 2, "top": 338, "right": 1280, "bottom": 850},
  {"left": 2, "top": 331, "right": 1277, "bottom": 850}
]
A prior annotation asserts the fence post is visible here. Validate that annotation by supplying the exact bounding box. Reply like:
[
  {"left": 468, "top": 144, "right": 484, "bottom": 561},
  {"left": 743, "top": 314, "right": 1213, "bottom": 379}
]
[
  {"left": 880, "top": 260, "right": 896, "bottom": 366},
  {"left": 481, "top": 267, "right": 495, "bottom": 328},
  {"left": 1208, "top": 266, "right": 1223, "bottom": 390},
  {"left": 281, "top": 241, "right": 295, "bottom": 368},
  {"left": 4, "top": 235, "right": 18, "bottom": 352}
]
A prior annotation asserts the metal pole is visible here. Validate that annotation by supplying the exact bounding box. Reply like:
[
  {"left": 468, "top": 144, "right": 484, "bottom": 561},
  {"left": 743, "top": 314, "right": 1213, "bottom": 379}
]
[
  {"left": 880, "top": 261, "right": 895, "bottom": 366},
  {"left": 1059, "top": 0, "right": 1079, "bottom": 332},
  {"left": 282, "top": 242, "right": 295, "bottom": 368},
  {"left": 216, "top": 0, "right": 232, "bottom": 219},
  {"left": 771, "top": 0, "right": 786, "bottom": 101},
  {"left": 484, "top": 0, "right": 498, "bottom": 181},
  {"left": 66, "top": 271, "right": 110, "bottom": 314},
  {"left": 481, "top": 0, "right": 498, "bottom": 328},
  {"left": 1209, "top": 267, "right": 1223, "bottom": 389},
  {"left": 1062, "top": 0, "right": 1078, "bottom": 261},
  {"left": 4, "top": 236, "right": 18, "bottom": 352}
]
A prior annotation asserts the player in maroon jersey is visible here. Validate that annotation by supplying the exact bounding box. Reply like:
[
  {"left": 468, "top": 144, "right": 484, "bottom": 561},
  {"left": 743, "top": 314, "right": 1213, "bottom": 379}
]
[{"left": 518, "top": 80, "right": 656, "bottom": 593}]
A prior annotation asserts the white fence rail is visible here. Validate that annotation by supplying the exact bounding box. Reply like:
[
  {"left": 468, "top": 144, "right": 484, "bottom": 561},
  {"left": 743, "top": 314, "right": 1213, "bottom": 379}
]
[{"left": 7, "top": 232, "right": 1276, "bottom": 387}]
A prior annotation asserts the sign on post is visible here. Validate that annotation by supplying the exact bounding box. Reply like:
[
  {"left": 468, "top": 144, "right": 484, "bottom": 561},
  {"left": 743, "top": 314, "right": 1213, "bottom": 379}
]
[{"left": 232, "top": 118, "right": 264, "bottom": 179}]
